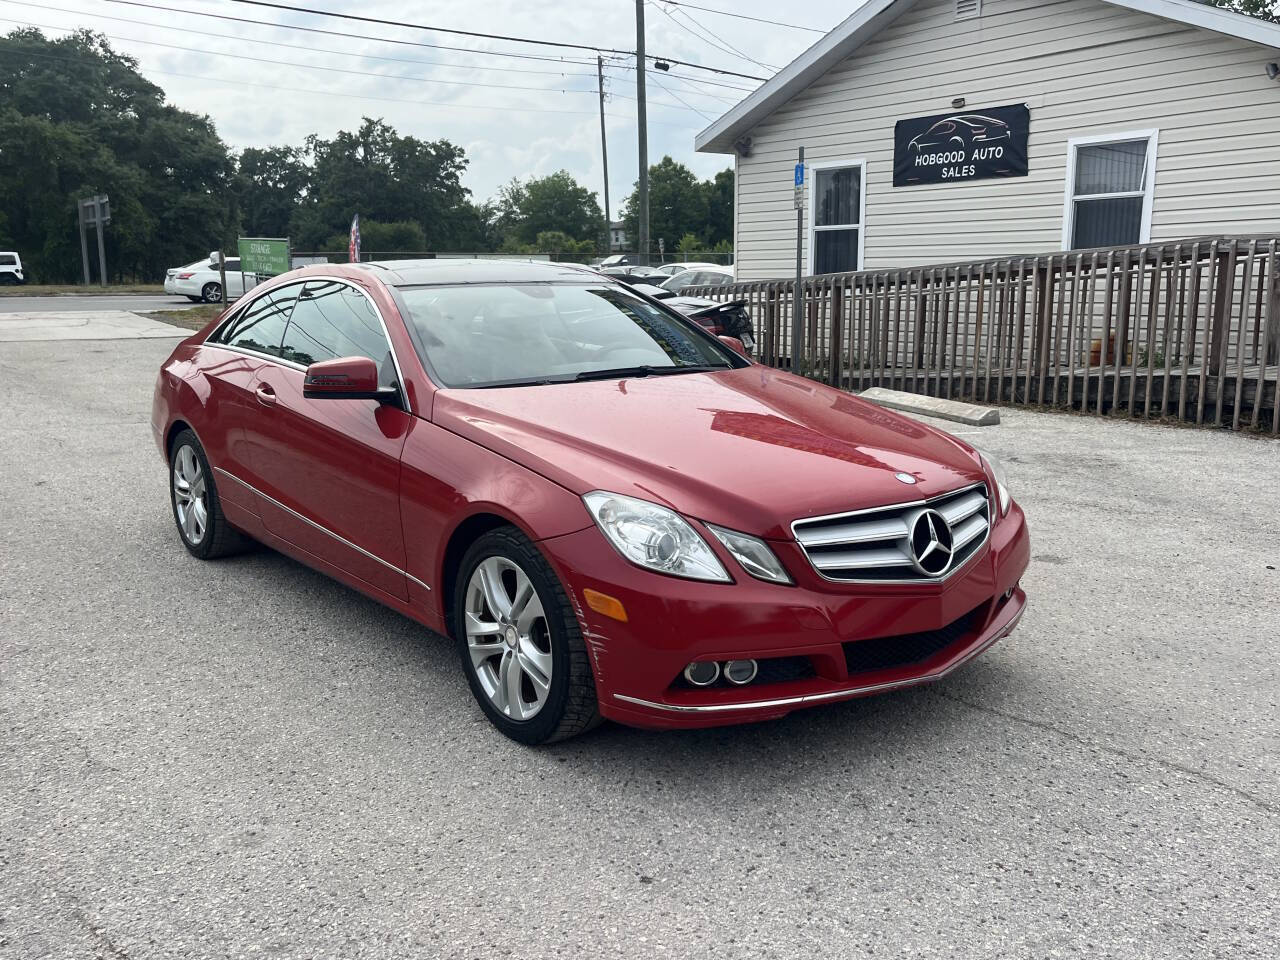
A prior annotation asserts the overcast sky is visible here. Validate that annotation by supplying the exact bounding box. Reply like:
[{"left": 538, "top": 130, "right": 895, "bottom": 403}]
[{"left": 3, "top": 0, "right": 843, "bottom": 214}]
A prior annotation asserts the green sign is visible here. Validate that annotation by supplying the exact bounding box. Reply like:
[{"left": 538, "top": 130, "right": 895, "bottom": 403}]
[{"left": 237, "top": 237, "right": 290, "bottom": 276}]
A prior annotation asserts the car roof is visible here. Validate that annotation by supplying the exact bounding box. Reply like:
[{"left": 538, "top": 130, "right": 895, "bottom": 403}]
[{"left": 356, "top": 258, "right": 603, "bottom": 286}]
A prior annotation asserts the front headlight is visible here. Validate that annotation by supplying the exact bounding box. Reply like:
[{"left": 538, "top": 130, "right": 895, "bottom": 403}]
[
  {"left": 583, "top": 492, "right": 730, "bottom": 582},
  {"left": 975, "top": 447, "right": 1011, "bottom": 515},
  {"left": 706, "top": 524, "right": 792, "bottom": 585}
]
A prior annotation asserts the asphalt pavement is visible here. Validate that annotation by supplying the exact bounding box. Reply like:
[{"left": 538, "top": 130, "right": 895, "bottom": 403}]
[
  {"left": 0, "top": 294, "right": 198, "bottom": 314},
  {"left": 1, "top": 336, "right": 1277, "bottom": 959}
]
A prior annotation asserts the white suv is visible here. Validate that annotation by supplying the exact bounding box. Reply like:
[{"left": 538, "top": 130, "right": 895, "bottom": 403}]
[{"left": 0, "top": 252, "right": 25, "bottom": 285}]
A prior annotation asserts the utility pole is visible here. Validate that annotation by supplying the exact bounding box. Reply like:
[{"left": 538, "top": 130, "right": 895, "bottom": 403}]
[
  {"left": 597, "top": 56, "right": 611, "bottom": 258},
  {"left": 635, "top": 0, "right": 649, "bottom": 265}
]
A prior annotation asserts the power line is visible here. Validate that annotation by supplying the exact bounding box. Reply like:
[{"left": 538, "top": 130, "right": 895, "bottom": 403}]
[
  {"left": 655, "top": 0, "right": 828, "bottom": 33},
  {"left": 648, "top": 1, "right": 776, "bottom": 73},
  {"left": 647, "top": 73, "right": 711, "bottom": 121},
  {"left": 669, "top": 6, "right": 777, "bottom": 71},
  {"left": 0, "top": 43, "right": 704, "bottom": 126},
  {"left": 99, "top": 0, "right": 604, "bottom": 67},
  {"left": 4, "top": 0, "right": 606, "bottom": 78},
  {"left": 208, "top": 0, "right": 767, "bottom": 80},
  {"left": 2, "top": 17, "right": 714, "bottom": 114}
]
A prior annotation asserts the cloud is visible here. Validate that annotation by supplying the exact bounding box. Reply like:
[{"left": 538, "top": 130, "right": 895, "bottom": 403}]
[{"left": 0, "top": 0, "right": 827, "bottom": 204}]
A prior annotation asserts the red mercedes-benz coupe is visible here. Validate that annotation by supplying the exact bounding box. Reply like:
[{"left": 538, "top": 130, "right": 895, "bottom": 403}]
[{"left": 153, "top": 260, "right": 1029, "bottom": 743}]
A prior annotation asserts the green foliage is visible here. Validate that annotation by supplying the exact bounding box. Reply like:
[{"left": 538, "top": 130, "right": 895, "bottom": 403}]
[
  {"left": 674, "top": 233, "right": 701, "bottom": 255},
  {"left": 618, "top": 157, "right": 734, "bottom": 255},
  {"left": 233, "top": 146, "right": 308, "bottom": 239},
  {"left": 322, "top": 219, "right": 427, "bottom": 253},
  {"left": 1199, "top": 1, "right": 1278, "bottom": 22},
  {"left": 289, "top": 118, "right": 476, "bottom": 251},
  {"left": 485, "top": 171, "right": 604, "bottom": 250},
  {"left": 0, "top": 28, "right": 238, "bottom": 283}
]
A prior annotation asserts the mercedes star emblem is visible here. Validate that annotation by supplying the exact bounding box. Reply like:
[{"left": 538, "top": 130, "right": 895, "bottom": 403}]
[{"left": 908, "top": 508, "right": 954, "bottom": 576}]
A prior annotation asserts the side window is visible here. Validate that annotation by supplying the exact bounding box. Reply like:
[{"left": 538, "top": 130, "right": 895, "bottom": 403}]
[
  {"left": 223, "top": 259, "right": 241, "bottom": 272},
  {"left": 279, "top": 280, "right": 394, "bottom": 383},
  {"left": 211, "top": 282, "right": 304, "bottom": 357}
]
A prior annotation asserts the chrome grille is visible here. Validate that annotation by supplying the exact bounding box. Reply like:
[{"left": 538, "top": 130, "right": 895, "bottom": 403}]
[{"left": 792, "top": 483, "right": 991, "bottom": 583}]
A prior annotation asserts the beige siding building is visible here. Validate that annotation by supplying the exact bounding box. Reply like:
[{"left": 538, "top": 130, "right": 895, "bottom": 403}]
[{"left": 696, "top": 0, "right": 1280, "bottom": 281}]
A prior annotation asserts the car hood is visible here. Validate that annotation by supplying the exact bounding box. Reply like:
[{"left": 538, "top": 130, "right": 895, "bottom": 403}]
[{"left": 433, "top": 366, "right": 987, "bottom": 540}]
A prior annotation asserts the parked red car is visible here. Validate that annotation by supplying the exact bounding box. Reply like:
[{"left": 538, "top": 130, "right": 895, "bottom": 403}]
[{"left": 153, "top": 260, "right": 1029, "bottom": 743}]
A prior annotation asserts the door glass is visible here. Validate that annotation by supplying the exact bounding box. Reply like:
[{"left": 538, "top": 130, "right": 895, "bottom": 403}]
[
  {"left": 280, "top": 280, "right": 395, "bottom": 383},
  {"left": 212, "top": 282, "right": 304, "bottom": 357}
]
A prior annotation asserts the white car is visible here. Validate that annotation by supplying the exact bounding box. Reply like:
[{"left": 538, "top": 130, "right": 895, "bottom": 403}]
[
  {"left": 164, "top": 258, "right": 258, "bottom": 302},
  {"left": 0, "top": 251, "right": 25, "bottom": 285},
  {"left": 661, "top": 265, "right": 735, "bottom": 294},
  {"left": 651, "top": 260, "right": 719, "bottom": 277}
]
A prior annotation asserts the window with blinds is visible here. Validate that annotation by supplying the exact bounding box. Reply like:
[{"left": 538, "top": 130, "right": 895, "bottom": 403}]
[
  {"left": 1067, "top": 136, "right": 1156, "bottom": 249},
  {"left": 810, "top": 164, "right": 863, "bottom": 275}
]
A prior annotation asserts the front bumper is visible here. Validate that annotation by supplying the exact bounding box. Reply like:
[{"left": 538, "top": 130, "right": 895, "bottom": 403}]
[{"left": 542, "top": 502, "right": 1031, "bottom": 730}]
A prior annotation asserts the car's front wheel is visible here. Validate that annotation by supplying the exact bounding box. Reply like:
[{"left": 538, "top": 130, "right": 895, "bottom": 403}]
[
  {"left": 201, "top": 282, "right": 221, "bottom": 303},
  {"left": 454, "top": 527, "right": 600, "bottom": 744},
  {"left": 169, "top": 429, "right": 250, "bottom": 559}
]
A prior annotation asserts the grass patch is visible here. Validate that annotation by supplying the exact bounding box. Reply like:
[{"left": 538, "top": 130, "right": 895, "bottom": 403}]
[
  {"left": 0, "top": 283, "right": 166, "bottom": 296},
  {"left": 144, "top": 305, "right": 223, "bottom": 331}
]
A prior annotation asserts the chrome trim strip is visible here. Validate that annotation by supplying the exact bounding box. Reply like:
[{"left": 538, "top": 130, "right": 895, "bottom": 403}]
[
  {"left": 612, "top": 606, "right": 1022, "bottom": 715},
  {"left": 203, "top": 274, "right": 412, "bottom": 415},
  {"left": 213, "top": 467, "right": 431, "bottom": 592},
  {"left": 790, "top": 481, "right": 992, "bottom": 586}
]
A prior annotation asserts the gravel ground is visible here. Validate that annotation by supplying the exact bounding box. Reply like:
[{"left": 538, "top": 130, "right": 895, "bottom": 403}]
[{"left": 1, "top": 337, "right": 1277, "bottom": 959}]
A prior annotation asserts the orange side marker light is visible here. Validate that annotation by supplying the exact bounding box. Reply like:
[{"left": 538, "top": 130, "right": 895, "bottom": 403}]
[{"left": 583, "top": 588, "right": 628, "bottom": 623}]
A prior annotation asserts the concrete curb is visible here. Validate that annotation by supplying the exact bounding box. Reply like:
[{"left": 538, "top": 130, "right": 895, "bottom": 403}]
[{"left": 860, "top": 387, "right": 1000, "bottom": 426}]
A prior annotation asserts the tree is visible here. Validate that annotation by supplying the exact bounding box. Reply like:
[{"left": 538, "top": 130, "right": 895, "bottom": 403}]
[
  {"left": 234, "top": 146, "right": 308, "bottom": 239},
  {"left": 289, "top": 118, "right": 476, "bottom": 251},
  {"left": 484, "top": 171, "right": 604, "bottom": 250},
  {"left": 1199, "top": 1, "right": 1278, "bottom": 22},
  {"left": 618, "top": 158, "right": 733, "bottom": 257},
  {"left": 0, "top": 28, "right": 237, "bottom": 282},
  {"left": 322, "top": 219, "right": 427, "bottom": 253}
]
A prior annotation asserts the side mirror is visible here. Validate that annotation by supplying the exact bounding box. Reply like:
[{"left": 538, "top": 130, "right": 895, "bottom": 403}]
[
  {"left": 303, "top": 356, "right": 398, "bottom": 403},
  {"left": 718, "top": 335, "right": 748, "bottom": 357}
]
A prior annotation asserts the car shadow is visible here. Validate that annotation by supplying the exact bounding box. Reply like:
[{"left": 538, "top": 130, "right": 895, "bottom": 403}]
[{"left": 200, "top": 531, "right": 1028, "bottom": 792}]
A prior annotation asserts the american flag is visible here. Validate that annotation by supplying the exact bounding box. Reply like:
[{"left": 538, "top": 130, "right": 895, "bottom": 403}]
[{"left": 348, "top": 213, "right": 360, "bottom": 263}]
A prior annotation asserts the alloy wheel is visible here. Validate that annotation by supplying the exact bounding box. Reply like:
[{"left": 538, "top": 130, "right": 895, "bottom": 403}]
[
  {"left": 464, "top": 556, "right": 553, "bottom": 721},
  {"left": 172, "top": 444, "right": 208, "bottom": 545}
]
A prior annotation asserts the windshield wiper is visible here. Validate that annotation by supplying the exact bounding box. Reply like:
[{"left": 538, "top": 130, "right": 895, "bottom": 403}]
[{"left": 573, "top": 364, "right": 729, "bottom": 382}]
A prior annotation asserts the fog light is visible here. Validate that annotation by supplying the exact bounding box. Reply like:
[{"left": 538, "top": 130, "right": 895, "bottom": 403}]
[
  {"left": 723, "top": 659, "right": 758, "bottom": 685},
  {"left": 683, "top": 661, "right": 720, "bottom": 687}
]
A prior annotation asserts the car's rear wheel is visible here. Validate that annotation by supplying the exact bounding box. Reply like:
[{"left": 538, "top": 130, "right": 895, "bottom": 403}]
[
  {"left": 454, "top": 526, "right": 600, "bottom": 744},
  {"left": 169, "top": 429, "right": 250, "bottom": 559},
  {"left": 201, "top": 282, "right": 221, "bottom": 303}
]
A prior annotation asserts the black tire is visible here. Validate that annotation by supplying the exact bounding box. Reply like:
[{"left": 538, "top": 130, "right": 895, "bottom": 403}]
[
  {"left": 186, "top": 295, "right": 202, "bottom": 302},
  {"left": 201, "top": 282, "right": 221, "bottom": 304},
  {"left": 453, "top": 526, "right": 600, "bottom": 744},
  {"left": 168, "top": 429, "right": 252, "bottom": 560}
]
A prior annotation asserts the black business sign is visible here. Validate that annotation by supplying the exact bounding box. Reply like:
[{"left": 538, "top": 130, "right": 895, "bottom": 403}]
[{"left": 893, "top": 104, "right": 1030, "bottom": 187}]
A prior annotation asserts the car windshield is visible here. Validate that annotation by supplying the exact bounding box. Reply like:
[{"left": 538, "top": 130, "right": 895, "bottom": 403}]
[{"left": 398, "top": 283, "right": 740, "bottom": 388}]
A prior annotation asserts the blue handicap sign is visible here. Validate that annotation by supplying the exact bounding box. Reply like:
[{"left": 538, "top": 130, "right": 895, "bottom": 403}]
[{"left": 794, "top": 163, "right": 805, "bottom": 186}]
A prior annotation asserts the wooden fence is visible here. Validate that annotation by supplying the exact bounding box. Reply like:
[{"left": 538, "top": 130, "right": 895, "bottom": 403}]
[{"left": 686, "top": 237, "right": 1280, "bottom": 434}]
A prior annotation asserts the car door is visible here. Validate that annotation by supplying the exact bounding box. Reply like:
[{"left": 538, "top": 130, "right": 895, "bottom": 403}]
[
  {"left": 197, "top": 282, "right": 305, "bottom": 509},
  {"left": 245, "top": 278, "right": 412, "bottom": 600}
]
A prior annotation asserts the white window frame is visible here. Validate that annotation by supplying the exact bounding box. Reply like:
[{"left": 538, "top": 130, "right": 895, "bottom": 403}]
[
  {"left": 1061, "top": 129, "right": 1159, "bottom": 250},
  {"left": 807, "top": 156, "right": 867, "bottom": 276}
]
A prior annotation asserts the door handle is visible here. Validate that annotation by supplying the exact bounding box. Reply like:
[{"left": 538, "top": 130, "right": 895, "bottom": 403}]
[{"left": 255, "top": 384, "right": 277, "bottom": 406}]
